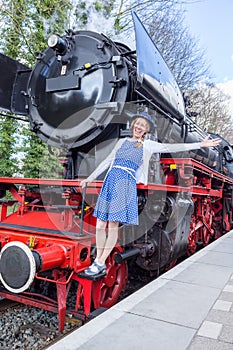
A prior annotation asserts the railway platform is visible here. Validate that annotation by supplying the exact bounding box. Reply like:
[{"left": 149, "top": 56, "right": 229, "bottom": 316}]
[{"left": 48, "top": 230, "right": 233, "bottom": 350}]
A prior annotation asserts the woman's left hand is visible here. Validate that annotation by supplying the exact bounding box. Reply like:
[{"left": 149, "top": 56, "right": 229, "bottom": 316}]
[{"left": 200, "top": 136, "right": 221, "bottom": 148}]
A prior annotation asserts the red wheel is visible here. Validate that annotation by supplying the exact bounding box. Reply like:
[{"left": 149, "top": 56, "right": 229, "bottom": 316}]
[
  {"left": 92, "top": 247, "right": 127, "bottom": 309},
  {"left": 187, "top": 215, "right": 198, "bottom": 256},
  {"left": 201, "top": 199, "right": 214, "bottom": 246},
  {"left": 202, "top": 226, "right": 211, "bottom": 246}
]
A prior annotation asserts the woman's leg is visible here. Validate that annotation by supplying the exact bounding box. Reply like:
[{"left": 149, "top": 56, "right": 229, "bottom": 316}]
[
  {"left": 85, "top": 220, "right": 119, "bottom": 275},
  {"left": 97, "top": 221, "right": 119, "bottom": 266},
  {"left": 95, "top": 218, "right": 107, "bottom": 261}
]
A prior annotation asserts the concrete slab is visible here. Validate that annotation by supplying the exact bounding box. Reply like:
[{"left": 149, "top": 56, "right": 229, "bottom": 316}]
[
  {"left": 212, "top": 242, "right": 233, "bottom": 254},
  {"left": 127, "top": 279, "right": 221, "bottom": 328},
  {"left": 48, "top": 309, "right": 125, "bottom": 350},
  {"left": 197, "top": 251, "right": 233, "bottom": 268},
  {"left": 165, "top": 261, "right": 233, "bottom": 289},
  {"left": 76, "top": 313, "right": 196, "bottom": 350},
  {"left": 113, "top": 277, "right": 169, "bottom": 313}
]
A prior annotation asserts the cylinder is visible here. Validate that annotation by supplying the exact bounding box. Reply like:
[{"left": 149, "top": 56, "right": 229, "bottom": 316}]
[
  {"left": 36, "top": 245, "right": 66, "bottom": 271},
  {"left": 114, "top": 248, "right": 140, "bottom": 264},
  {"left": 48, "top": 34, "right": 67, "bottom": 55}
]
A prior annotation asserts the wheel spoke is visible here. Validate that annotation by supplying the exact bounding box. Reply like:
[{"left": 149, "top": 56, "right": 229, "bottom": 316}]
[
  {"left": 92, "top": 247, "right": 127, "bottom": 308},
  {"left": 100, "top": 286, "right": 108, "bottom": 304}
]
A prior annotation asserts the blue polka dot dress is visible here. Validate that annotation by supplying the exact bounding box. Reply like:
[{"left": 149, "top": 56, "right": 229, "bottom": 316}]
[{"left": 93, "top": 139, "right": 143, "bottom": 225}]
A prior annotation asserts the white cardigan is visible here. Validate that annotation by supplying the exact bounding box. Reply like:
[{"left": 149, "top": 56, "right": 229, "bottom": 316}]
[{"left": 87, "top": 138, "right": 201, "bottom": 185}]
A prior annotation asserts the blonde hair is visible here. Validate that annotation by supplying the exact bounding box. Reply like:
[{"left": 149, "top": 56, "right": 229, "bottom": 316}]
[{"left": 130, "top": 117, "right": 150, "bottom": 148}]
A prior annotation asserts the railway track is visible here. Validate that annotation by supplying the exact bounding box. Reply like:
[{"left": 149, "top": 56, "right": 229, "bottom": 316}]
[
  {"left": 0, "top": 298, "right": 81, "bottom": 350},
  {"left": 0, "top": 268, "right": 151, "bottom": 349},
  {"left": 0, "top": 298, "right": 19, "bottom": 312}
]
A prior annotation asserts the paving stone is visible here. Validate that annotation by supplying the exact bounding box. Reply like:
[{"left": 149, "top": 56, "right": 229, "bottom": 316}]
[
  {"left": 223, "top": 285, "right": 233, "bottom": 293},
  {"left": 219, "top": 325, "right": 233, "bottom": 343},
  {"left": 187, "top": 336, "right": 233, "bottom": 350},
  {"left": 213, "top": 300, "right": 232, "bottom": 312},
  {"left": 220, "top": 292, "right": 233, "bottom": 302},
  {"left": 207, "top": 309, "right": 233, "bottom": 326},
  {"left": 197, "top": 321, "right": 222, "bottom": 339}
]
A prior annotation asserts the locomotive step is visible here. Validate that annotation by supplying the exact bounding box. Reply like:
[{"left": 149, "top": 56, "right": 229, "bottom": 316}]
[{"left": 77, "top": 271, "right": 106, "bottom": 280}]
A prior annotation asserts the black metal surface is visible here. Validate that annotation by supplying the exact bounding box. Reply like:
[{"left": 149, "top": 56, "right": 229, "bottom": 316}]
[
  {"left": 0, "top": 53, "right": 30, "bottom": 115},
  {"left": 0, "top": 246, "right": 30, "bottom": 289},
  {"left": 132, "top": 12, "right": 186, "bottom": 121},
  {"left": 114, "top": 248, "right": 140, "bottom": 264},
  {"left": 46, "top": 74, "right": 81, "bottom": 92},
  {"left": 32, "top": 251, "right": 42, "bottom": 272},
  {"left": 27, "top": 31, "right": 129, "bottom": 149},
  {"left": 78, "top": 271, "right": 106, "bottom": 280}
]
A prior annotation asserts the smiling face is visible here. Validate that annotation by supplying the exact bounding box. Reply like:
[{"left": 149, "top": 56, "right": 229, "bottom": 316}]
[{"left": 131, "top": 117, "right": 150, "bottom": 139}]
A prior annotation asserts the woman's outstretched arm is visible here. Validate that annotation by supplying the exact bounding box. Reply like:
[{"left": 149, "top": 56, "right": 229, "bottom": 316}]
[{"left": 200, "top": 136, "right": 221, "bottom": 148}]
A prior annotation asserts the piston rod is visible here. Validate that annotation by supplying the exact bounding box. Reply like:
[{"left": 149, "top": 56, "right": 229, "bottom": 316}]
[{"left": 114, "top": 248, "right": 140, "bottom": 264}]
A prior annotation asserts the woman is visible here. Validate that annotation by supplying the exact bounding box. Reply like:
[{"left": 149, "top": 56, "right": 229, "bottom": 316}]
[{"left": 80, "top": 112, "right": 221, "bottom": 276}]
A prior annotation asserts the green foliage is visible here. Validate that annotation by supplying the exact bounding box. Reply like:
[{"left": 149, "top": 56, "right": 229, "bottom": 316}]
[
  {"left": 94, "top": 0, "right": 114, "bottom": 15},
  {"left": 114, "top": 17, "right": 125, "bottom": 32},
  {"left": 0, "top": 1, "right": 26, "bottom": 177},
  {"left": 0, "top": 0, "right": 72, "bottom": 178},
  {"left": 21, "top": 129, "right": 62, "bottom": 178},
  {"left": 0, "top": 0, "right": 72, "bottom": 65},
  {"left": 73, "top": 0, "right": 115, "bottom": 29},
  {"left": 0, "top": 116, "right": 18, "bottom": 176}
]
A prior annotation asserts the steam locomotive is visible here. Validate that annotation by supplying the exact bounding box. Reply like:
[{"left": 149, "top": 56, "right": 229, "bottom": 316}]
[{"left": 0, "top": 12, "right": 233, "bottom": 331}]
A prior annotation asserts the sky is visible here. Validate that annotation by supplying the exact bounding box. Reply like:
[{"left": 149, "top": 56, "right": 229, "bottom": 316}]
[
  {"left": 184, "top": 0, "right": 233, "bottom": 83},
  {"left": 183, "top": 0, "right": 233, "bottom": 112}
]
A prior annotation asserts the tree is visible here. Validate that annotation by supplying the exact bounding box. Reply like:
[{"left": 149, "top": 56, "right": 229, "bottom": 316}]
[
  {"left": 0, "top": 115, "right": 18, "bottom": 176},
  {"left": 71, "top": 0, "right": 197, "bottom": 34},
  {"left": 72, "top": 0, "right": 115, "bottom": 32},
  {"left": 71, "top": 1, "right": 211, "bottom": 90},
  {"left": 0, "top": 0, "right": 72, "bottom": 178},
  {"left": 0, "top": 0, "right": 28, "bottom": 177},
  {"left": 147, "top": 4, "right": 210, "bottom": 91},
  {"left": 186, "top": 82, "right": 233, "bottom": 143},
  {"left": 0, "top": 0, "right": 73, "bottom": 65},
  {"left": 22, "top": 0, "right": 72, "bottom": 178}
]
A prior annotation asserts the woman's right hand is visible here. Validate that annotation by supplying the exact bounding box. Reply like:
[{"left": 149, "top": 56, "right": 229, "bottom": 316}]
[
  {"left": 80, "top": 179, "right": 90, "bottom": 189},
  {"left": 200, "top": 136, "right": 221, "bottom": 148}
]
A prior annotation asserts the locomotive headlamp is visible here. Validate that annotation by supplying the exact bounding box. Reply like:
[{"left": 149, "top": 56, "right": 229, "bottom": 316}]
[{"left": 48, "top": 34, "right": 67, "bottom": 55}]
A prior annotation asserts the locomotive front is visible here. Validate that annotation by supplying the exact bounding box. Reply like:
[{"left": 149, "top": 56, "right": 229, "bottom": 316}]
[{"left": 27, "top": 29, "right": 131, "bottom": 150}]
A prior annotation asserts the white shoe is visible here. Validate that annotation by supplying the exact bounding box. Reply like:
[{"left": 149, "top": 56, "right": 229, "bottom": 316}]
[{"left": 84, "top": 261, "right": 106, "bottom": 275}]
